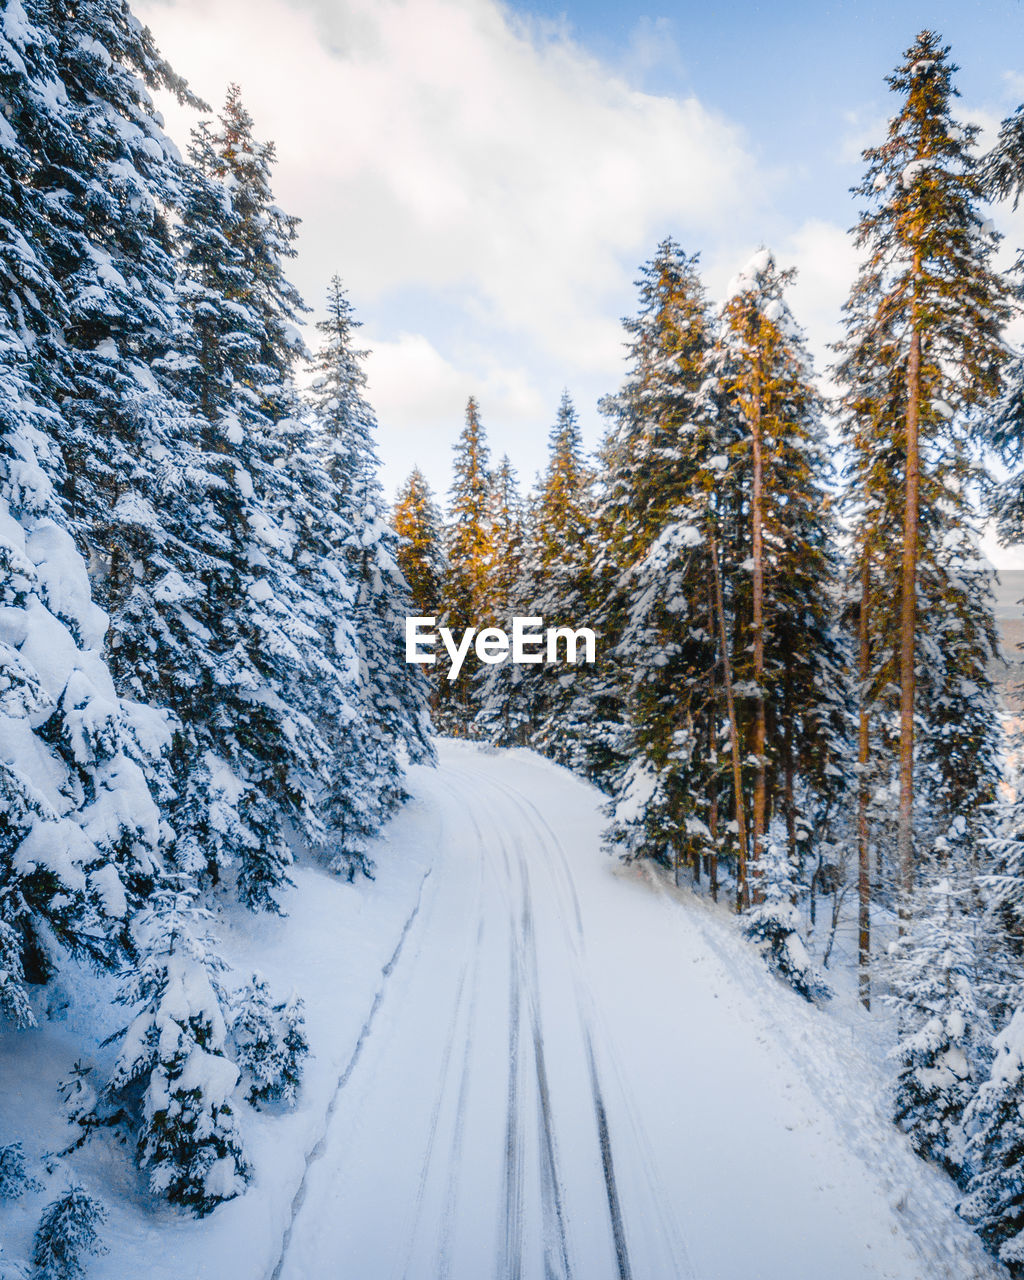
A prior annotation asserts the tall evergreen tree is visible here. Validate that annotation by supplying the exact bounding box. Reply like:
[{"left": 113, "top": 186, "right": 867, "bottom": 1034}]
[
  {"left": 0, "top": 340, "right": 170, "bottom": 1023},
  {"left": 834, "top": 32, "right": 1010, "bottom": 938},
  {"left": 587, "top": 241, "right": 722, "bottom": 800},
  {"left": 478, "top": 391, "right": 597, "bottom": 759},
  {"left": 714, "top": 251, "right": 850, "bottom": 907},
  {"left": 308, "top": 276, "right": 433, "bottom": 871},
  {"left": 444, "top": 397, "right": 493, "bottom": 731},
  {"left": 394, "top": 468, "right": 446, "bottom": 618},
  {"left": 169, "top": 89, "right": 348, "bottom": 908},
  {"left": 488, "top": 454, "right": 525, "bottom": 618},
  {"left": 0, "top": 0, "right": 175, "bottom": 1025},
  {"left": 599, "top": 243, "right": 730, "bottom": 875},
  {"left": 526, "top": 393, "right": 597, "bottom": 765},
  {"left": 983, "top": 99, "right": 1024, "bottom": 458},
  {"left": 0, "top": 3, "right": 327, "bottom": 921},
  {"left": 394, "top": 467, "right": 447, "bottom": 715},
  {"left": 447, "top": 396, "right": 494, "bottom": 628},
  {"left": 601, "top": 245, "right": 847, "bottom": 911}
]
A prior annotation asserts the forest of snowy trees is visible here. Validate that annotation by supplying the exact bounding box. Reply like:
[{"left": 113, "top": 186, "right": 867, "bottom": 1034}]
[
  {"left": 0, "top": 0, "right": 433, "bottom": 1263},
  {"left": 4, "top": 0, "right": 1024, "bottom": 1273},
  {"left": 392, "top": 33, "right": 1024, "bottom": 1274}
]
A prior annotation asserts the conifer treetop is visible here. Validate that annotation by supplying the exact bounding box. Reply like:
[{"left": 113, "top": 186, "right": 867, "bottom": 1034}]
[{"left": 843, "top": 30, "right": 1009, "bottom": 416}]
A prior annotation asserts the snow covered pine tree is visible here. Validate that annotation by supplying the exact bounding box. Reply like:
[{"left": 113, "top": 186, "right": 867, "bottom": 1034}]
[
  {"left": 835, "top": 31, "right": 1008, "bottom": 933},
  {"left": 105, "top": 891, "right": 249, "bottom": 1216},
  {"left": 394, "top": 467, "right": 448, "bottom": 711},
  {"left": 307, "top": 275, "right": 433, "bottom": 873},
  {"left": 443, "top": 397, "right": 495, "bottom": 733},
  {"left": 31, "top": 1184, "right": 107, "bottom": 1280}
]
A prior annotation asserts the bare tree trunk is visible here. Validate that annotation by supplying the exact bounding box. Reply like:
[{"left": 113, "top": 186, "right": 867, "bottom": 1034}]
[
  {"left": 750, "top": 372, "right": 767, "bottom": 904},
  {"left": 711, "top": 535, "right": 748, "bottom": 911},
  {"left": 857, "top": 550, "right": 872, "bottom": 1009},
  {"left": 897, "top": 256, "right": 922, "bottom": 928}
]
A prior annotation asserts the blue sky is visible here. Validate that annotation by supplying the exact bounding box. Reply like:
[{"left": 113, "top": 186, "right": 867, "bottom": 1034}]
[
  {"left": 510, "top": 0, "right": 1024, "bottom": 263},
  {"left": 137, "top": 0, "right": 1024, "bottom": 559}
]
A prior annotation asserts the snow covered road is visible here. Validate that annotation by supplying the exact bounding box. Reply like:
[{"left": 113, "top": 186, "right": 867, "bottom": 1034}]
[{"left": 268, "top": 741, "right": 999, "bottom": 1280}]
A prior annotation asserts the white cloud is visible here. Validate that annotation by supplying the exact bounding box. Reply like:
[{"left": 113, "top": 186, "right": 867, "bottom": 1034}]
[
  {"left": 784, "top": 219, "right": 862, "bottom": 376},
  {"left": 364, "top": 331, "right": 548, "bottom": 498},
  {"left": 138, "top": 0, "right": 759, "bottom": 369},
  {"left": 1002, "top": 70, "right": 1024, "bottom": 102},
  {"left": 838, "top": 108, "right": 888, "bottom": 167},
  {"left": 135, "top": 0, "right": 768, "bottom": 501}
]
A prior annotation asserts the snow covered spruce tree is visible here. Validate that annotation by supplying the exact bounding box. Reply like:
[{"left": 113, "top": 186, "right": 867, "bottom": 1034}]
[
  {"left": 744, "top": 839, "right": 830, "bottom": 1002},
  {"left": 169, "top": 87, "right": 363, "bottom": 907},
  {"left": 959, "top": 1006, "right": 1024, "bottom": 1272},
  {"left": 472, "top": 453, "right": 531, "bottom": 744},
  {"left": 983, "top": 98, "right": 1024, "bottom": 457},
  {"left": 834, "top": 33, "right": 1009, "bottom": 953},
  {"left": 477, "top": 391, "right": 596, "bottom": 758},
  {"left": 598, "top": 243, "right": 732, "bottom": 879},
  {"left": 886, "top": 861, "right": 992, "bottom": 1179},
  {"left": 0, "top": 1142, "right": 35, "bottom": 1200},
  {"left": 443, "top": 397, "right": 494, "bottom": 733},
  {"left": 105, "top": 890, "right": 249, "bottom": 1216},
  {"left": 0, "top": 2, "right": 318, "bottom": 916},
  {"left": 394, "top": 467, "right": 447, "bottom": 711},
  {"left": 7, "top": 0, "right": 221, "bottom": 714},
  {"left": 0, "top": 295, "right": 170, "bottom": 1027},
  {"left": 600, "top": 243, "right": 848, "bottom": 910},
  {"left": 487, "top": 455, "right": 525, "bottom": 619},
  {"left": 306, "top": 275, "right": 433, "bottom": 873},
  {"left": 713, "top": 250, "right": 850, "bottom": 909},
  {"left": 447, "top": 397, "right": 494, "bottom": 626},
  {"left": 394, "top": 468, "right": 447, "bottom": 620},
  {"left": 977, "top": 781, "right": 1024, "bottom": 1020},
  {"left": 232, "top": 972, "right": 308, "bottom": 1107},
  {"left": 31, "top": 1184, "right": 107, "bottom": 1280}
]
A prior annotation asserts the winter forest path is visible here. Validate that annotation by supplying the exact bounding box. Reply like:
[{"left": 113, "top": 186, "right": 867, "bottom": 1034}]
[{"left": 272, "top": 740, "right": 998, "bottom": 1280}]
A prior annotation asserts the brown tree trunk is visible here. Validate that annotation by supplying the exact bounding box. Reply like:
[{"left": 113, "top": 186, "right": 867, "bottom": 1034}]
[
  {"left": 782, "top": 670, "right": 796, "bottom": 867},
  {"left": 897, "top": 256, "right": 922, "bottom": 927},
  {"left": 750, "top": 368, "right": 767, "bottom": 903},
  {"left": 707, "top": 586, "right": 719, "bottom": 903},
  {"left": 711, "top": 535, "right": 748, "bottom": 911},
  {"left": 857, "top": 550, "right": 872, "bottom": 1010}
]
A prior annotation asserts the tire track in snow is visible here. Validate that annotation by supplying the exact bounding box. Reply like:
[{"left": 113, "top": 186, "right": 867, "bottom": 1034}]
[
  {"left": 509, "top": 808, "right": 624, "bottom": 1280},
  {"left": 502, "top": 924, "right": 525, "bottom": 1280},
  {"left": 435, "top": 768, "right": 531, "bottom": 1278},
  {"left": 267, "top": 865, "right": 432, "bottom": 1280},
  {"left": 459, "top": 763, "right": 629, "bottom": 1280},
  {"left": 394, "top": 951, "right": 473, "bottom": 1280},
  {"left": 446, "top": 765, "right": 568, "bottom": 1278},
  {"left": 465, "top": 763, "right": 693, "bottom": 1280},
  {"left": 435, "top": 916, "right": 486, "bottom": 1280},
  {"left": 394, "top": 832, "right": 488, "bottom": 1280},
  {"left": 582, "top": 1023, "right": 632, "bottom": 1280},
  {"left": 517, "top": 851, "right": 573, "bottom": 1280},
  {"left": 462, "top": 764, "right": 584, "bottom": 942}
]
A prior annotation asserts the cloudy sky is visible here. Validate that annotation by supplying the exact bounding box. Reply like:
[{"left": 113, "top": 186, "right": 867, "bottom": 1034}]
[{"left": 136, "top": 0, "right": 1024, "bottom": 557}]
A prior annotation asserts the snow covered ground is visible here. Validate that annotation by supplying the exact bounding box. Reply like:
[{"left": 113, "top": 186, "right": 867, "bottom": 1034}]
[{"left": 1, "top": 740, "right": 1007, "bottom": 1279}]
